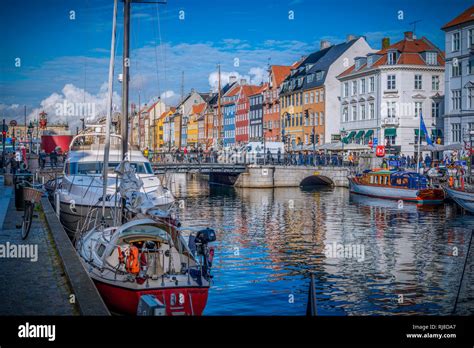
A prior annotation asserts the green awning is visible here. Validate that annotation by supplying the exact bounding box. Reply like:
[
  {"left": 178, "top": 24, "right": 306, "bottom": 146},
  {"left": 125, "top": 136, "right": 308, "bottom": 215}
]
[
  {"left": 364, "top": 129, "right": 374, "bottom": 139},
  {"left": 355, "top": 130, "right": 365, "bottom": 140},
  {"left": 431, "top": 129, "right": 443, "bottom": 137},
  {"left": 414, "top": 129, "right": 426, "bottom": 136},
  {"left": 346, "top": 131, "right": 356, "bottom": 140},
  {"left": 384, "top": 128, "right": 397, "bottom": 137},
  {"left": 342, "top": 137, "right": 349, "bottom": 144}
]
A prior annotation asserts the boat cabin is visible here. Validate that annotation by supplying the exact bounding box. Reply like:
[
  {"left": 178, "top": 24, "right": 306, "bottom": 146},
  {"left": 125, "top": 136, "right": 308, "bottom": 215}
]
[{"left": 358, "top": 170, "right": 428, "bottom": 189}]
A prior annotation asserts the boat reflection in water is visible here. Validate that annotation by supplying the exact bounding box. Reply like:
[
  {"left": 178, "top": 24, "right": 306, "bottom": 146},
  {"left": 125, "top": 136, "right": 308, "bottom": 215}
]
[{"left": 171, "top": 176, "right": 473, "bottom": 316}]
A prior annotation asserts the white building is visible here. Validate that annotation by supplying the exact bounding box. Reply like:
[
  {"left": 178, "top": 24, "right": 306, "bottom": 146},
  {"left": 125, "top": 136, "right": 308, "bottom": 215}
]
[
  {"left": 441, "top": 6, "right": 474, "bottom": 145},
  {"left": 338, "top": 32, "right": 445, "bottom": 156}
]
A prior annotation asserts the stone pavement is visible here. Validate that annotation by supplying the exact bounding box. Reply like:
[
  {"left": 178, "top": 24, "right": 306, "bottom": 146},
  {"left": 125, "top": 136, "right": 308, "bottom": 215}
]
[{"left": 0, "top": 178, "right": 78, "bottom": 315}]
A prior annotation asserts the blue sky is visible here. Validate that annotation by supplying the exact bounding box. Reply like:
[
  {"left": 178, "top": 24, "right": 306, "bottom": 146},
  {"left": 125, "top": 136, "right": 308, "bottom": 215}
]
[{"left": 0, "top": 0, "right": 471, "bottom": 124}]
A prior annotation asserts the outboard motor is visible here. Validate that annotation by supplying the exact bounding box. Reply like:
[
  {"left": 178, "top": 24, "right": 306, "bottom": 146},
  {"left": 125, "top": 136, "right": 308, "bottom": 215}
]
[{"left": 194, "top": 228, "right": 216, "bottom": 280}]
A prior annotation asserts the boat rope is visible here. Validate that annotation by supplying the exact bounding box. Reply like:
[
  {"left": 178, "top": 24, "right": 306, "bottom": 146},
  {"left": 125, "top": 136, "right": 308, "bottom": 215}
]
[{"left": 452, "top": 230, "right": 473, "bottom": 314}]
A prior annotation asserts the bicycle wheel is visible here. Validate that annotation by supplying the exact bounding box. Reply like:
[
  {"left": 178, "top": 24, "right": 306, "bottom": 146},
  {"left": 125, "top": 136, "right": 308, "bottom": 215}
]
[{"left": 21, "top": 202, "right": 34, "bottom": 240}]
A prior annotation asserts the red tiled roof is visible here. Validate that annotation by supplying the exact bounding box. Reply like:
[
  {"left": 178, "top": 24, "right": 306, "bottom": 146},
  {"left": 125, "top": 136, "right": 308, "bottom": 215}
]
[
  {"left": 192, "top": 103, "right": 206, "bottom": 115},
  {"left": 271, "top": 65, "right": 292, "bottom": 86},
  {"left": 442, "top": 6, "right": 474, "bottom": 30},
  {"left": 338, "top": 35, "right": 444, "bottom": 78}
]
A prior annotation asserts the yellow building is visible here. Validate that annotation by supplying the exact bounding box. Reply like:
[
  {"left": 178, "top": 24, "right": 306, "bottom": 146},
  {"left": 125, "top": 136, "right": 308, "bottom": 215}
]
[
  {"left": 173, "top": 113, "right": 182, "bottom": 149},
  {"left": 154, "top": 109, "right": 175, "bottom": 149},
  {"left": 186, "top": 104, "right": 205, "bottom": 148}
]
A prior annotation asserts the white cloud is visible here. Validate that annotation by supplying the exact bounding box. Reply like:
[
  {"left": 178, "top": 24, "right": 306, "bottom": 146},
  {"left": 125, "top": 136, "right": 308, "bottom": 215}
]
[{"left": 24, "top": 83, "right": 121, "bottom": 131}]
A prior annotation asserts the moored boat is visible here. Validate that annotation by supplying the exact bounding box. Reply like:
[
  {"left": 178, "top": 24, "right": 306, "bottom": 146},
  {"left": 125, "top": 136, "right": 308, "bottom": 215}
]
[
  {"left": 443, "top": 185, "right": 474, "bottom": 213},
  {"left": 348, "top": 170, "right": 445, "bottom": 204},
  {"left": 77, "top": 218, "right": 216, "bottom": 315}
]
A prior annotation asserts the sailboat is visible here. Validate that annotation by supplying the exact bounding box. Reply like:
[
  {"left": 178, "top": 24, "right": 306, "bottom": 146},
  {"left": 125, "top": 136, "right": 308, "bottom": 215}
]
[{"left": 76, "top": 0, "right": 216, "bottom": 316}]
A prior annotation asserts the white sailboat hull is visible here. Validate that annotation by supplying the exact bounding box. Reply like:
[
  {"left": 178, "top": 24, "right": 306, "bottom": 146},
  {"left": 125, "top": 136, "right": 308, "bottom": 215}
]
[{"left": 443, "top": 186, "right": 474, "bottom": 213}]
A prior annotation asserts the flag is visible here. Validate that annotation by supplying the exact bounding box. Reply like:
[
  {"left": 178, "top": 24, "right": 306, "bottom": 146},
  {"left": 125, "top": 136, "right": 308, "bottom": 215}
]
[{"left": 420, "top": 112, "right": 433, "bottom": 146}]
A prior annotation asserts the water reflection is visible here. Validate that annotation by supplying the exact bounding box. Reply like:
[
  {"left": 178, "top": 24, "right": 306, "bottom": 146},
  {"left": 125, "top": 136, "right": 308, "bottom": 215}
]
[{"left": 171, "top": 174, "right": 473, "bottom": 316}]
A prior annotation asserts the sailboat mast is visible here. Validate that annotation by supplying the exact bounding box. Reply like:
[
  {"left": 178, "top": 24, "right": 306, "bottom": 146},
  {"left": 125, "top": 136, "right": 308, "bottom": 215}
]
[
  {"left": 120, "top": 0, "right": 131, "bottom": 222},
  {"left": 102, "top": 0, "right": 118, "bottom": 218},
  {"left": 217, "top": 64, "right": 221, "bottom": 146}
]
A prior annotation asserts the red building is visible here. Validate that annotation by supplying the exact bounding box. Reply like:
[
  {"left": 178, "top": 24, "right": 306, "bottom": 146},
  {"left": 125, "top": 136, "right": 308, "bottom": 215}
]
[
  {"left": 263, "top": 65, "right": 296, "bottom": 141},
  {"left": 235, "top": 84, "right": 259, "bottom": 145}
]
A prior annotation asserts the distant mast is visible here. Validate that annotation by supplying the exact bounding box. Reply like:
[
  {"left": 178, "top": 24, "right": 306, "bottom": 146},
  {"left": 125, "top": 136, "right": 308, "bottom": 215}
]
[{"left": 217, "top": 64, "right": 221, "bottom": 146}]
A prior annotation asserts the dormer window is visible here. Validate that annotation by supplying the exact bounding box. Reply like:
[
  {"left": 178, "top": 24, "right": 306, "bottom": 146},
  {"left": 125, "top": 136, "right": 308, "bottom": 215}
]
[
  {"left": 387, "top": 51, "right": 397, "bottom": 65},
  {"left": 316, "top": 71, "right": 324, "bottom": 80},
  {"left": 307, "top": 74, "right": 314, "bottom": 83},
  {"left": 355, "top": 59, "right": 361, "bottom": 70},
  {"left": 426, "top": 52, "right": 437, "bottom": 65}
]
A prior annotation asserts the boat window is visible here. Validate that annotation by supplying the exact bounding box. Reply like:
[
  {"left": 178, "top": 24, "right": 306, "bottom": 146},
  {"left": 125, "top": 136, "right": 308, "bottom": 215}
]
[
  {"left": 120, "top": 224, "right": 170, "bottom": 242},
  {"left": 370, "top": 175, "right": 374, "bottom": 184},
  {"left": 97, "top": 243, "right": 106, "bottom": 257},
  {"left": 67, "top": 162, "right": 153, "bottom": 175}
]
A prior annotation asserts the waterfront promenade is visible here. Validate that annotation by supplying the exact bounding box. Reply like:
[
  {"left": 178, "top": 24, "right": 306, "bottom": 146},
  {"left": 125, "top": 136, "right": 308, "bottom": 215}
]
[{"left": 0, "top": 179, "right": 77, "bottom": 315}]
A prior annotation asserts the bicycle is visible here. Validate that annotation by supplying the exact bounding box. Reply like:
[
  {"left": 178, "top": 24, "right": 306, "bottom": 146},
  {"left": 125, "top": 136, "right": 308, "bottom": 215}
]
[{"left": 21, "top": 183, "right": 43, "bottom": 240}]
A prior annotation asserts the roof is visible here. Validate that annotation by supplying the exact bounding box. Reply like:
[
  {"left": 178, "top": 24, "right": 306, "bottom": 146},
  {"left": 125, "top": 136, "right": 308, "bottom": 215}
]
[
  {"left": 208, "top": 82, "right": 236, "bottom": 105},
  {"left": 271, "top": 65, "right": 292, "bottom": 86},
  {"left": 248, "top": 83, "right": 268, "bottom": 97},
  {"left": 442, "top": 5, "right": 474, "bottom": 30},
  {"left": 191, "top": 103, "right": 206, "bottom": 115},
  {"left": 338, "top": 35, "right": 444, "bottom": 79},
  {"left": 281, "top": 38, "right": 361, "bottom": 93}
]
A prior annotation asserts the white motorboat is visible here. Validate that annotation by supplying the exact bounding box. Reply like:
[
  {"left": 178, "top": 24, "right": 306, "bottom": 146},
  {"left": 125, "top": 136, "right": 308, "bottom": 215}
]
[{"left": 56, "top": 132, "right": 175, "bottom": 237}]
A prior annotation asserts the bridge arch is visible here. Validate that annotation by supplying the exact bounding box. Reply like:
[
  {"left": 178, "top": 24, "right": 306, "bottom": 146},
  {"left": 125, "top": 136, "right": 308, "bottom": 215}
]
[{"left": 300, "top": 175, "right": 334, "bottom": 187}]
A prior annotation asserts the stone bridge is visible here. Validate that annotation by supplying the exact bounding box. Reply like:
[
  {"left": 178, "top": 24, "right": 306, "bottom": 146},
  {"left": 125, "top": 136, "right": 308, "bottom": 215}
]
[
  {"left": 234, "top": 165, "right": 351, "bottom": 188},
  {"left": 152, "top": 162, "right": 351, "bottom": 188}
]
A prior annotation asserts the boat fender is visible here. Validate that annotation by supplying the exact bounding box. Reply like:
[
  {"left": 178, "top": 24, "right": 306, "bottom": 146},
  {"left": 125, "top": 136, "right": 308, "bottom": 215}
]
[
  {"left": 126, "top": 246, "right": 140, "bottom": 275},
  {"left": 449, "top": 176, "right": 454, "bottom": 188}
]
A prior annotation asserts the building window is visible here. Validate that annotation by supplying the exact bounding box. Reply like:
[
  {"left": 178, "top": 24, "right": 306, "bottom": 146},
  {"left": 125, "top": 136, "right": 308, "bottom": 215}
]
[
  {"left": 452, "top": 89, "right": 461, "bottom": 110},
  {"left": 387, "top": 75, "right": 396, "bottom": 90},
  {"left": 432, "top": 76, "right": 440, "bottom": 90},
  {"left": 320, "top": 90, "right": 324, "bottom": 101},
  {"left": 360, "top": 79, "right": 366, "bottom": 94},
  {"left": 452, "top": 32, "right": 460, "bottom": 51},
  {"left": 360, "top": 104, "right": 366, "bottom": 120},
  {"left": 414, "top": 102, "right": 423, "bottom": 118},
  {"left": 414, "top": 75, "right": 422, "bottom": 90},
  {"left": 304, "top": 93, "right": 308, "bottom": 104},
  {"left": 387, "top": 102, "right": 396, "bottom": 118},
  {"left": 432, "top": 102, "right": 440, "bottom": 118},
  {"left": 351, "top": 105, "right": 357, "bottom": 121},
  {"left": 426, "top": 52, "right": 437, "bottom": 65},
  {"left": 343, "top": 107, "right": 349, "bottom": 122},
  {"left": 469, "top": 28, "right": 474, "bottom": 47},
  {"left": 343, "top": 82, "right": 349, "bottom": 97},
  {"left": 315, "top": 112, "right": 319, "bottom": 126},
  {"left": 385, "top": 135, "right": 396, "bottom": 146},
  {"left": 369, "top": 76, "right": 375, "bottom": 93},
  {"left": 310, "top": 92, "right": 314, "bottom": 103},
  {"left": 452, "top": 62, "right": 461, "bottom": 77},
  {"left": 387, "top": 51, "right": 396, "bottom": 65},
  {"left": 352, "top": 81, "right": 357, "bottom": 95},
  {"left": 452, "top": 123, "right": 461, "bottom": 142},
  {"left": 320, "top": 112, "right": 324, "bottom": 125},
  {"left": 369, "top": 102, "right": 375, "bottom": 119},
  {"left": 468, "top": 61, "right": 474, "bottom": 75},
  {"left": 469, "top": 87, "right": 474, "bottom": 109}
]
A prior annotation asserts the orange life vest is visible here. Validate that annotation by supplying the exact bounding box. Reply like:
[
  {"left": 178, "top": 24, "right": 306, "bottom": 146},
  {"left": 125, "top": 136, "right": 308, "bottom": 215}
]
[
  {"left": 126, "top": 246, "right": 140, "bottom": 274},
  {"left": 449, "top": 176, "right": 454, "bottom": 188}
]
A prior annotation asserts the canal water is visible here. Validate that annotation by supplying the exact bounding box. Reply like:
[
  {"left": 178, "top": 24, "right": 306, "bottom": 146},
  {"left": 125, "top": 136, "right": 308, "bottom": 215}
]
[{"left": 170, "top": 174, "right": 474, "bottom": 316}]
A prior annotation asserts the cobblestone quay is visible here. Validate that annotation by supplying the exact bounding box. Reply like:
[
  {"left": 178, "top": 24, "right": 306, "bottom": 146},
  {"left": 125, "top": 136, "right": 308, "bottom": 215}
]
[{"left": 0, "top": 182, "right": 78, "bottom": 315}]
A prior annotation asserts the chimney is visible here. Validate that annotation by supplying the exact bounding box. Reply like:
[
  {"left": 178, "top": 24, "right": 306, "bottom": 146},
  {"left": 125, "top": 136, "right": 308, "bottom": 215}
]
[
  {"left": 240, "top": 78, "right": 247, "bottom": 85},
  {"left": 404, "top": 31, "right": 414, "bottom": 40},
  {"left": 382, "top": 37, "right": 390, "bottom": 49},
  {"left": 346, "top": 34, "right": 356, "bottom": 42},
  {"left": 229, "top": 75, "right": 237, "bottom": 84},
  {"left": 320, "top": 40, "right": 331, "bottom": 50}
]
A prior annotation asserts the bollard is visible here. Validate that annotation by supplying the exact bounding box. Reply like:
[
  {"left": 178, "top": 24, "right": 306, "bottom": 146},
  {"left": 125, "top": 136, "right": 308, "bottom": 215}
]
[{"left": 55, "top": 192, "right": 60, "bottom": 218}]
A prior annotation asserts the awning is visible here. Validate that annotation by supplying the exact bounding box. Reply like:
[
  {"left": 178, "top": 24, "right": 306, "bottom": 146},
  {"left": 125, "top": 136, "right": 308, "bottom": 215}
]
[
  {"left": 346, "top": 131, "right": 356, "bottom": 140},
  {"left": 342, "top": 137, "right": 349, "bottom": 144},
  {"left": 384, "top": 128, "right": 397, "bottom": 137},
  {"left": 364, "top": 129, "right": 374, "bottom": 139},
  {"left": 431, "top": 129, "right": 443, "bottom": 137},
  {"left": 354, "top": 130, "right": 365, "bottom": 140},
  {"left": 414, "top": 129, "right": 426, "bottom": 136}
]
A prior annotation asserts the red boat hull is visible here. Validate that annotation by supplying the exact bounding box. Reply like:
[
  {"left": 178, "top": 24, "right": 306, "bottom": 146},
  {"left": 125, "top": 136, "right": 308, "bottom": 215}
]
[{"left": 94, "top": 280, "right": 210, "bottom": 316}]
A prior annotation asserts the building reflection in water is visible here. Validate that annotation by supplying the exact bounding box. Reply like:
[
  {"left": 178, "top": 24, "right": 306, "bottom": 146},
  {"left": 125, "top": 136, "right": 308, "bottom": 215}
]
[{"left": 171, "top": 175, "right": 474, "bottom": 316}]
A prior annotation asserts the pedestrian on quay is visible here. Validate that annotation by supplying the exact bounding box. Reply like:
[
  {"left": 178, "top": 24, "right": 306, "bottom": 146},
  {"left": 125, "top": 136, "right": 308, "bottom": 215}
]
[
  {"left": 277, "top": 148, "right": 281, "bottom": 165},
  {"left": 50, "top": 149, "right": 58, "bottom": 167},
  {"left": 424, "top": 153, "right": 432, "bottom": 168},
  {"left": 39, "top": 150, "right": 47, "bottom": 169},
  {"left": 9, "top": 152, "right": 19, "bottom": 174}
]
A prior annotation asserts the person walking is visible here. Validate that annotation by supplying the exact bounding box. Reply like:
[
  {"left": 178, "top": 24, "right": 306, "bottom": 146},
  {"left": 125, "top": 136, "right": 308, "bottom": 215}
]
[{"left": 277, "top": 148, "right": 281, "bottom": 165}]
